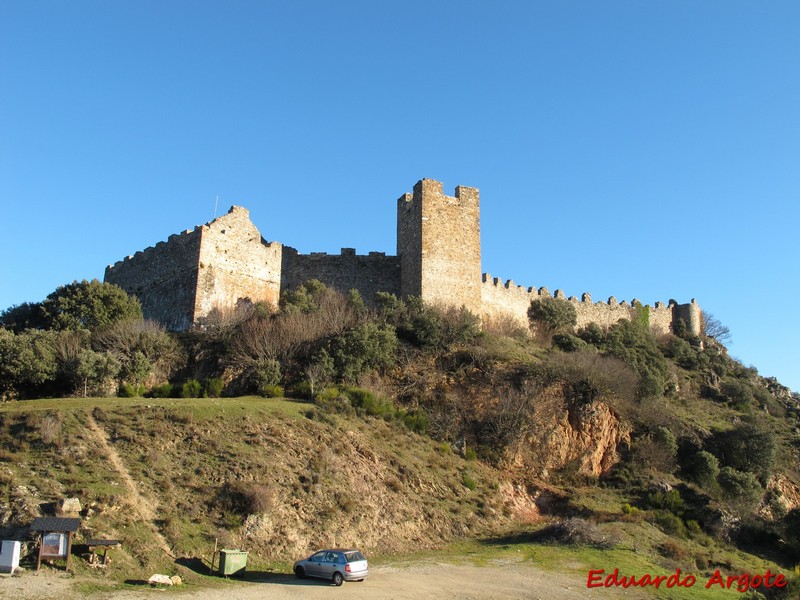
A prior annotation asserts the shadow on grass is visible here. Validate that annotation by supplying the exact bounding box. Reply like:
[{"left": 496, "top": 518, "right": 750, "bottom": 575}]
[{"left": 478, "top": 531, "right": 540, "bottom": 547}]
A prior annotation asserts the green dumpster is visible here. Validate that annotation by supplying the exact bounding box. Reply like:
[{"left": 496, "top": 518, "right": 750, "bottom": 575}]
[{"left": 218, "top": 549, "right": 248, "bottom": 577}]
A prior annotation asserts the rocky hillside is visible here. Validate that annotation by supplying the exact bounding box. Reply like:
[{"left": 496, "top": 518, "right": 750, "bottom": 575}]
[{"left": 2, "top": 280, "right": 800, "bottom": 588}]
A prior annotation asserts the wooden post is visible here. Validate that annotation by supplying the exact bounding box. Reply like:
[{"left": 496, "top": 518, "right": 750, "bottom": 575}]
[
  {"left": 36, "top": 534, "right": 43, "bottom": 571},
  {"left": 65, "top": 531, "right": 73, "bottom": 571},
  {"left": 210, "top": 538, "right": 218, "bottom": 574}
]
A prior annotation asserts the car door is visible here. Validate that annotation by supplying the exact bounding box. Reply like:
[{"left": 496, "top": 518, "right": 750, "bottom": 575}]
[
  {"left": 307, "top": 551, "right": 327, "bottom": 577},
  {"left": 317, "top": 552, "right": 337, "bottom": 579}
]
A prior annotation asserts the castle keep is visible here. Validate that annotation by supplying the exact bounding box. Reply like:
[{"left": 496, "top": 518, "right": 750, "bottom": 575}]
[{"left": 104, "top": 179, "right": 701, "bottom": 335}]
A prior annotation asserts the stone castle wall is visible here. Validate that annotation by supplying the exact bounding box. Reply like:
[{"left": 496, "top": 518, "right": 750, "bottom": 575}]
[
  {"left": 397, "top": 179, "right": 482, "bottom": 314},
  {"left": 105, "top": 178, "right": 701, "bottom": 336},
  {"left": 480, "top": 273, "right": 698, "bottom": 336},
  {"left": 282, "top": 247, "right": 401, "bottom": 301},
  {"left": 105, "top": 227, "right": 204, "bottom": 331},
  {"left": 194, "top": 206, "right": 284, "bottom": 322}
]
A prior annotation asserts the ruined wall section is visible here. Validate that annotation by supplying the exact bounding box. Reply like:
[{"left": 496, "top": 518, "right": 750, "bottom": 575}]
[
  {"left": 672, "top": 299, "right": 702, "bottom": 335},
  {"left": 104, "top": 228, "right": 203, "bottom": 331},
  {"left": 397, "top": 190, "right": 422, "bottom": 299},
  {"left": 281, "top": 247, "right": 401, "bottom": 302},
  {"left": 480, "top": 275, "right": 699, "bottom": 336},
  {"left": 398, "top": 179, "right": 482, "bottom": 313},
  {"left": 194, "top": 206, "right": 283, "bottom": 321}
]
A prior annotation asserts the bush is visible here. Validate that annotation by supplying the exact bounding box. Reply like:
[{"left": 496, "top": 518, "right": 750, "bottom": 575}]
[
  {"left": 717, "top": 467, "right": 763, "bottom": 513},
  {"left": 339, "top": 386, "right": 394, "bottom": 418},
  {"left": 218, "top": 481, "right": 274, "bottom": 516},
  {"left": 645, "top": 489, "right": 684, "bottom": 514},
  {"left": 653, "top": 511, "right": 687, "bottom": 536},
  {"left": 652, "top": 427, "right": 678, "bottom": 473},
  {"left": 712, "top": 421, "right": 775, "bottom": 480},
  {"left": 180, "top": 379, "right": 202, "bottom": 398},
  {"left": 659, "top": 539, "right": 688, "bottom": 560},
  {"left": 251, "top": 358, "right": 282, "bottom": 395},
  {"left": 721, "top": 379, "right": 755, "bottom": 410},
  {"left": 530, "top": 518, "right": 612, "bottom": 548},
  {"left": 552, "top": 333, "right": 588, "bottom": 352},
  {"left": 290, "top": 380, "right": 312, "bottom": 399},
  {"left": 687, "top": 450, "right": 720, "bottom": 489},
  {"left": 148, "top": 382, "right": 175, "bottom": 398},
  {"left": 382, "top": 296, "right": 481, "bottom": 351},
  {"left": 328, "top": 323, "right": 397, "bottom": 382},
  {"left": 119, "top": 382, "right": 146, "bottom": 397},
  {"left": 259, "top": 384, "right": 284, "bottom": 398},
  {"left": 577, "top": 322, "right": 605, "bottom": 346},
  {"left": 528, "top": 297, "right": 577, "bottom": 334},
  {"left": 685, "top": 520, "right": 703, "bottom": 536},
  {"left": 204, "top": 377, "right": 224, "bottom": 398},
  {"left": 462, "top": 472, "right": 478, "bottom": 490},
  {"left": 399, "top": 409, "right": 430, "bottom": 435}
]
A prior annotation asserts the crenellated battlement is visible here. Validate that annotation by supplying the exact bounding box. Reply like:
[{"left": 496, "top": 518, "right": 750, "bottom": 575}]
[
  {"left": 104, "top": 178, "right": 700, "bottom": 335},
  {"left": 480, "top": 272, "right": 692, "bottom": 335}
]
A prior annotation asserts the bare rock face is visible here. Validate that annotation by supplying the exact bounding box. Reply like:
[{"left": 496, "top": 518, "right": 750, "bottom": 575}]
[
  {"left": 763, "top": 475, "right": 800, "bottom": 518},
  {"left": 514, "top": 391, "right": 630, "bottom": 478}
]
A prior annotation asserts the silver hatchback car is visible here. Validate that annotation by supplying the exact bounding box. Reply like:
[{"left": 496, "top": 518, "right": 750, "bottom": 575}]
[{"left": 293, "top": 548, "right": 368, "bottom": 586}]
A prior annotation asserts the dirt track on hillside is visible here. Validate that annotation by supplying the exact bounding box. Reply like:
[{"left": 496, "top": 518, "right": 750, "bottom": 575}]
[{"left": 1, "top": 561, "right": 649, "bottom": 600}]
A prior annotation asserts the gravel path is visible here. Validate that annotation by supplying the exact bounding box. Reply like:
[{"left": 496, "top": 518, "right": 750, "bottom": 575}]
[{"left": 1, "top": 561, "right": 648, "bottom": 600}]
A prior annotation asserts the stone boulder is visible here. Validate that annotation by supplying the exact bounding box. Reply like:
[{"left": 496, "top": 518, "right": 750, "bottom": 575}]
[
  {"left": 148, "top": 574, "right": 174, "bottom": 586},
  {"left": 59, "top": 497, "right": 82, "bottom": 515}
]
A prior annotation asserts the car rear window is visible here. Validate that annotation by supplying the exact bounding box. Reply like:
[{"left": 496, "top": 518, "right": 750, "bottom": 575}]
[{"left": 344, "top": 551, "right": 365, "bottom": 562}]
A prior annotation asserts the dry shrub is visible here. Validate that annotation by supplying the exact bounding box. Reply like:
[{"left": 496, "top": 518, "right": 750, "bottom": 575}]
[
  {"left": 39, "top": 412, "right": 64, "bottom": 447},
  {"left": 658, "top": 539, "right": 688, "bottom": 561},
  {"left": 482, "top": 313, "right": 529, "bottom": 339},
  {"left": 546, "top": 350, "right": 639, "bottom": 415},
  {"left": 219, "top": 481, "right": 275, "bottom": 516},
  {"left": 531, "top": 518, "right": 613, "bottom": 548}
]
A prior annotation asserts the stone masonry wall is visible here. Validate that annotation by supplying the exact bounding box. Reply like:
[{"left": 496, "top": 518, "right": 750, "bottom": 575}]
[
  {"left": 398, "top": 179, "right": 482, "bottom": 314},
  {"left": 480, "top": 274, "right": 693, "bottom": 336},
  {"left": 104, "top": 227, "right": 203, "bottom": 331},
  {"left": 194, "top": 206, "right": 284, "bottom": 322},
  {"left": 105, "top": 178, "right": 701, "bottom": 336},
  {"left": 282, "top": 247, "right": 401, "bottom": 303}
]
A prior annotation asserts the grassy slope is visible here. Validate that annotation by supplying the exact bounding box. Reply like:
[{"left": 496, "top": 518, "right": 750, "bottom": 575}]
[{"left": 0, "top": 394, "right": 797, "bottom": 598}]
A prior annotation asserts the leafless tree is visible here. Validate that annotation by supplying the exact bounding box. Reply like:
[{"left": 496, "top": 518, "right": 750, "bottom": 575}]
[{"left": 701, "top": 311, "right": 732, "bottom": 345}]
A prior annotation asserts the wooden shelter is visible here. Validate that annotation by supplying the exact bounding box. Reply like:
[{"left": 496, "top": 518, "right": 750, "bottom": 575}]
[
  {"left": 30, "top": 517, "right": 80, "bottom": 571},
  {"left": 86, "top": 539, "right": 121, "bottom": 567}
]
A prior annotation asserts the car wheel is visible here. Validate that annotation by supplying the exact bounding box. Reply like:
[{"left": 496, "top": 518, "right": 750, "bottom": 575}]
[
  {"left": 294, "top": 566, "right": 306, "bottom": 579},
  {"left": 332, "top": 571, "right": 344, "bottom": 586}
]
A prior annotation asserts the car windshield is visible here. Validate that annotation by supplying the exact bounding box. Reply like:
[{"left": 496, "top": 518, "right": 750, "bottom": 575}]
[{"left": 344, "top": 551, "right": 365, "bottom": 562}]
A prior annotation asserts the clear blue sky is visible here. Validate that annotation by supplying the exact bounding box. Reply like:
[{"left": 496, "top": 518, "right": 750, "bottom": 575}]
[{"left": 1, "top": 1, "right": 798, "bottom": 392}]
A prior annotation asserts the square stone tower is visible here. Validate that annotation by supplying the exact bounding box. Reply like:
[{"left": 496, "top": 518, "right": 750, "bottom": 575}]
[{"left": 396, "top": 179, "right": 482, "bottom": 314}]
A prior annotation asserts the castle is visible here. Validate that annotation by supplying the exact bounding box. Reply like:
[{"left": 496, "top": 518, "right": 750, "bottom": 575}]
[{"left": 104, "top": 178, "right": 702, "bottom": 336}]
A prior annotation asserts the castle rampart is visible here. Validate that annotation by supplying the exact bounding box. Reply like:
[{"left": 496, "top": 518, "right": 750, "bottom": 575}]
[
  {"left": 105, "top": 226, "right": 204, "bottom": 331},
  {"left": 281, "top": 247, "right": 401, "bottom": 301},
  {"left": 480, "top": 273, "right": 696, "bottom": 336},
  {"left": 104, "top": 179, "right": 701, "bottom": 337}
]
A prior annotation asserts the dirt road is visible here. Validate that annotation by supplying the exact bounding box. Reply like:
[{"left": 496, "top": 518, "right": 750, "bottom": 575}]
[{"left": 1, "top": 561, "right": 647, "bottom": 600}]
